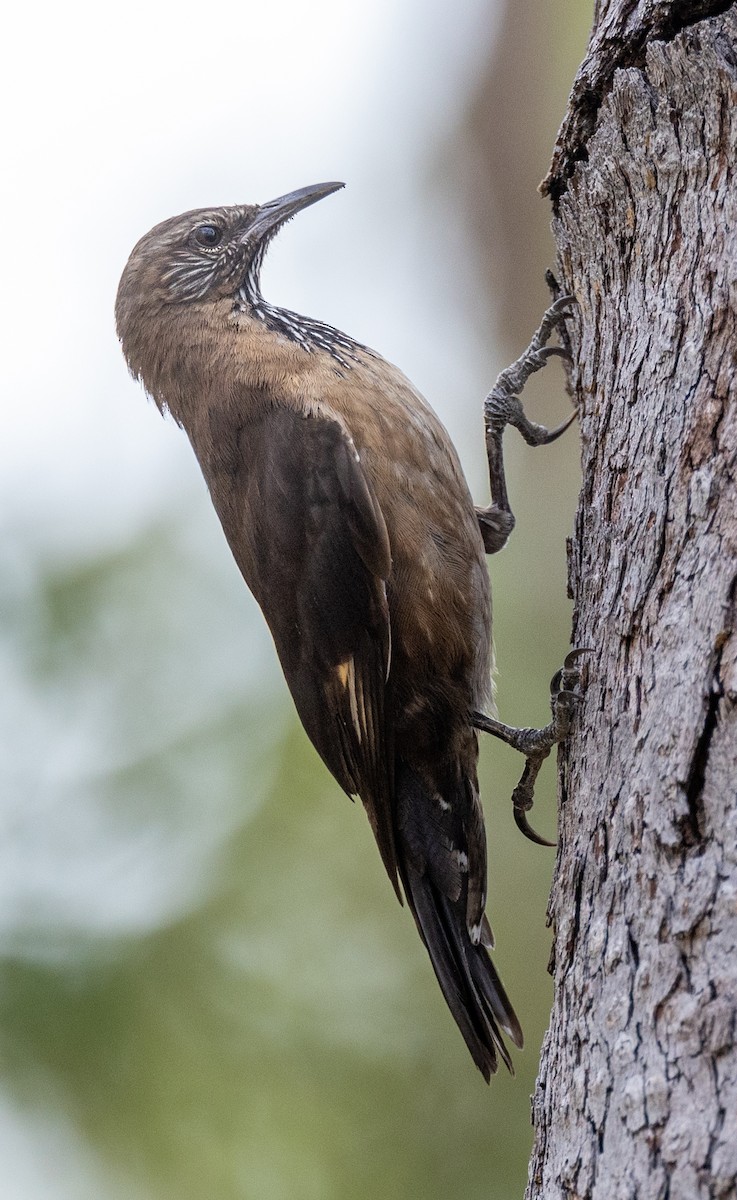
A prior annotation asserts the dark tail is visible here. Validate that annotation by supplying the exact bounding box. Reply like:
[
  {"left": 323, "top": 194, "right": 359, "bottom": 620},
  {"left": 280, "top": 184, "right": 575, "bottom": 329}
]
[{"left": 396, "top": 761, "right": 523, "bottom": 1081}]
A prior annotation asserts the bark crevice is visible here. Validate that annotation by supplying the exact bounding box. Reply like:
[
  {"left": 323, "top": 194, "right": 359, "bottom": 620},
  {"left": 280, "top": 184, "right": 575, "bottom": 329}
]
[{"left": 681, "top": 648, "right": 724, "bottom": 845}]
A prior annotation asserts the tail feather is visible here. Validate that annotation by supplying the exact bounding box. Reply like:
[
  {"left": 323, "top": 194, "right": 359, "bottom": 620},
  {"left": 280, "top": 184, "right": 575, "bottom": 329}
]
[
  {"left": 396, "top": 759, "right": 522, "bottom": 1080},
  {"left": 402, "top": 860, "right": 521, "bottom": 1080}
]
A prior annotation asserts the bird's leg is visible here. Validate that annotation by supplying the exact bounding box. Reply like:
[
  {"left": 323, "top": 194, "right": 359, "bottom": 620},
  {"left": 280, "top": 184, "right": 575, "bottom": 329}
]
[
  {"left": 476, "top": 296, "right": 577, "bottom": 555},
  {"left": 472, "top": 649, "right": 588, "bottom": 845}
]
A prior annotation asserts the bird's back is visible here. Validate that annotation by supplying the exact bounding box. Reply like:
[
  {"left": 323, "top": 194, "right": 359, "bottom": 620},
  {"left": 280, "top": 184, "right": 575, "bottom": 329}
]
[{"left": 312, "top": 348, "right": 494, "bottom": 732}]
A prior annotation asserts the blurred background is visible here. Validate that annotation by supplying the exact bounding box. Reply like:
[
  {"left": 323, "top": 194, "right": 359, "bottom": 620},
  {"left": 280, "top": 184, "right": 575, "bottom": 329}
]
[{"left": 1, "top": 1, "right": 590, "bottom": 1196}]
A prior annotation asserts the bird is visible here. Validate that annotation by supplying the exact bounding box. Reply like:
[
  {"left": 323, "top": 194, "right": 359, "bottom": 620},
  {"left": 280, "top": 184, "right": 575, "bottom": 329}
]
[{"left": 116, "top": 182, "right": 577, "bottom": 1079}]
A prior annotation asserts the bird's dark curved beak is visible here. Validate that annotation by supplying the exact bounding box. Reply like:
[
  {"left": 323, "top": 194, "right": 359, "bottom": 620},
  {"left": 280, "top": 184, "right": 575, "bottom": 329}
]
[{"left": 246, "top": 182, "right": 344, "bottom": 242}]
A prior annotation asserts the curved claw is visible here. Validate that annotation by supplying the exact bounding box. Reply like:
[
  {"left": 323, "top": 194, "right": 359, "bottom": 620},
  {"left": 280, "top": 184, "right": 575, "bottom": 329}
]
[
  {"left": 564, "top": 647, "right": 594, "bottom": 669},
  {"left": 538, "top": 345, "right": 571, "bottom": 363},
  {"left": 514, "top": 804, "right": 556, "bottom": 847},
  {"left": 539, "top": 408, "right": 578, "bottom": 445},
  {"left": 551, "top": 646, "right": 594, "bottom": 693},
  {"left": 550, "top": 294, "right": 577, "bottom": 312},
  {"left": 551, "top": 676, "right": 583, "bottom": 700}
]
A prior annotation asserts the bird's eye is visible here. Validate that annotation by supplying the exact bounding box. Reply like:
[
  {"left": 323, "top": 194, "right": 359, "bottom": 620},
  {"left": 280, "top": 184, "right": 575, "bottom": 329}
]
[{"left": 193, "top": 224, "right": 222, "bottom": 248}]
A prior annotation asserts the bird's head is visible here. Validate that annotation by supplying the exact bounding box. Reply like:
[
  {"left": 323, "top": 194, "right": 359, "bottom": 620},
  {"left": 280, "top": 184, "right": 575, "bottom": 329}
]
[{"left": 115, "top": 182, "right": 344, "bottom": 335}]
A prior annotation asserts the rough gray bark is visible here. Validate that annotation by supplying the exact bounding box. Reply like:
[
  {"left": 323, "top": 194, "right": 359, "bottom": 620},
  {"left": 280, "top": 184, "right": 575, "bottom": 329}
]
[{"left": 528, "top": 5, "right": 737, "bottom": 1198}]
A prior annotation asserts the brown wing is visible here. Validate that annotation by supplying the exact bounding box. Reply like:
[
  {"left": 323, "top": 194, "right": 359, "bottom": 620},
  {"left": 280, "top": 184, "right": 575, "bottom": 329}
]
[{"left": 202, "top": 402, "right": 399, "bottom": 896}]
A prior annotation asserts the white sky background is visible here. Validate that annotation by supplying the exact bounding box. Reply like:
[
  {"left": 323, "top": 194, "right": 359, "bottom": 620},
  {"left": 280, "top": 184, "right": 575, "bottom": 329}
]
[
  {"left": 2, "top": 0, "right": 503, "bottom": 562},
  {"left": 2, "top": 0, "right": 505, "bottom": 1191}
]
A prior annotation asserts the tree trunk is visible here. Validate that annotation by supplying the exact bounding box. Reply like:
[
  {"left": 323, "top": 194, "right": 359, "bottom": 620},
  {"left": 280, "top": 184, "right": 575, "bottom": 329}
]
[{"left": 528, "top": 5, "right": 737, "bottom": 1198}]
